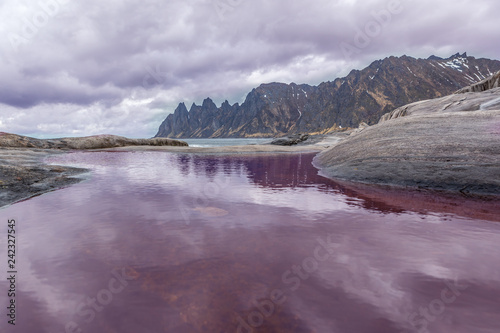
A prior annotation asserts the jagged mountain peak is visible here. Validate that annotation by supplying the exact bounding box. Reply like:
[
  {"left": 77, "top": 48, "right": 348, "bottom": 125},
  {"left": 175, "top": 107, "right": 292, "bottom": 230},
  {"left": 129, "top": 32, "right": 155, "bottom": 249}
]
[
  {"left": 201, "top": 97, "right": 217, "bottom": 108},
  {"left": 427, "top": 53, "right": 467, "bottom": 61},
  {"left": 428, "top": 55, "right": 443, "bottom": 61},
  {"left": 174, "top": 102, "right": 188, "bottom": 113},
  {"left": 451, "top": 52, "right": 468, "bottom": 59},
  {"left": 155, "top": 54, "right": 500, "bottom": 138}
]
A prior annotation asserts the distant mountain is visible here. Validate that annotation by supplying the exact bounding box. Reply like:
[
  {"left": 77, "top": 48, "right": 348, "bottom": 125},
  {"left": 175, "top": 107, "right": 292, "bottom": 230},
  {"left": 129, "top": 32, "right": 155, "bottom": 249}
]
[{"left": 155, "top": 53, "right": 500, "bottom": 138}]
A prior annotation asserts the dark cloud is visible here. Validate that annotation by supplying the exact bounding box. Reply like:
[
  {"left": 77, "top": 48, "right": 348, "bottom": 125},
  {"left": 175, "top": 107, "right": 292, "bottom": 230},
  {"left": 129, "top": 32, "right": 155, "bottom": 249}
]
[{"left": 0, "top": 0, "right": 499, "bottom": 137}]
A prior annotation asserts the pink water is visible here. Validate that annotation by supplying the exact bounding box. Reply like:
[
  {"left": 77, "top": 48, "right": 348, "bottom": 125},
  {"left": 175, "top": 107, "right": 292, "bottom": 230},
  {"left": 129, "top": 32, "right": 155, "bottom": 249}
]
[{"left": 1, "top": 151, "right": 499, "bottom": 333}]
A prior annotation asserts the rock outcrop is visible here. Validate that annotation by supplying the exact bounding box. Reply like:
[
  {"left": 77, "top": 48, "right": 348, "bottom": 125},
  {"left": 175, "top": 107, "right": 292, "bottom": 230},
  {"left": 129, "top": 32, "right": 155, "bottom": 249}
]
[
  {"left": 0, "top": 133, "right": 188, "bottom": 207},
  {"left": 156, "top": 53, "right": 500, "bottom": 138},
  {"left": 271, "top": 134, "right": 310, "bottom": 146},
  {"left": 0, "top": 133, "right": 188, "bottom": 149},
  {"left": 0, "top": 148, "right": 88, "bottom": 207},
  {"left": 314, "top": 74, "right": 500, "bottom": 197},
  {"left": 456, "top": 71, "right": 500, "bottom": 93}
]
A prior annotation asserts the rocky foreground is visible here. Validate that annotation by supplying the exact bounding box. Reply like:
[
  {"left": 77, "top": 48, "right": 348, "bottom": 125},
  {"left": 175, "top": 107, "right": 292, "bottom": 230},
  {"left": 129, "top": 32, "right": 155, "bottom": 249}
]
[
  {"left": 0, "top": 148, "right": 88, "bottom": 207},
  {"left": 314, "top": 72, "right": 500, "bottom": 197},
  {"left": 0, "top": 134, "right": 188, "bottom": 207}
]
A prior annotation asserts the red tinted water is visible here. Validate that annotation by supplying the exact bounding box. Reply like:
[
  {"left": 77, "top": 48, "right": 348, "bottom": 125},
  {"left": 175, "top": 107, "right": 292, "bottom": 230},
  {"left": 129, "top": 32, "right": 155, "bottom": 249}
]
[{"left": 1, "top": 151, "right": 499, "bottom": 333}]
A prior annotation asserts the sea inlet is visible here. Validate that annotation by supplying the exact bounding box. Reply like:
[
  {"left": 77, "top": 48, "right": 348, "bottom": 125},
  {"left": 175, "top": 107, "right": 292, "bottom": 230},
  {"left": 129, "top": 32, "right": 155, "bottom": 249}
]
[{"left": 1, "top": 151, "right": 499, "bottom": 333}]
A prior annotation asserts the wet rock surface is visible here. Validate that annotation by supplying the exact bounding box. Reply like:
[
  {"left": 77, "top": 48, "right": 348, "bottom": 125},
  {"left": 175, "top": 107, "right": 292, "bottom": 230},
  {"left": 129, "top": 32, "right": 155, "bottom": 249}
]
[{"left": 0, "top": 148, "right": 88, "bottom": 208}]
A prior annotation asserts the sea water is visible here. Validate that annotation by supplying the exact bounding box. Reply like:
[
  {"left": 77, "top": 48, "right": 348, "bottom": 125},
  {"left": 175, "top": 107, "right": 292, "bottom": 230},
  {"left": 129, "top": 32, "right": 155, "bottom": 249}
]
[{"left": 181, "top": 138, "right": 272, "bottom": 147}]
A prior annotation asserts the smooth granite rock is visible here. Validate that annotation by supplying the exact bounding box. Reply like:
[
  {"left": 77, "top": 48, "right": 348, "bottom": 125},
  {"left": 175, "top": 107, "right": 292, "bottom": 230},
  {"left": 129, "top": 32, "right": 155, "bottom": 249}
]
[{"left": 314, "top": 79, "right": 500, "bottom": 197}]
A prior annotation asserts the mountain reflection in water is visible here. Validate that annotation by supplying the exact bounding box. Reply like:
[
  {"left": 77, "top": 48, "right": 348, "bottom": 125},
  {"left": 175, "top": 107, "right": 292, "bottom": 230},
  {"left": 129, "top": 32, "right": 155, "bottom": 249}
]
[{"left": 1, "top": 151, "right": 499, "bottom": 333}]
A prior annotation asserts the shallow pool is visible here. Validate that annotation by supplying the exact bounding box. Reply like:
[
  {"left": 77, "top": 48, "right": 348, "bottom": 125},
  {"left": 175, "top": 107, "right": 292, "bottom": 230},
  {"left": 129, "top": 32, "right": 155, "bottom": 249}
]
[{"left": 1, "top": 151, "right": 499, "bottom": 333}]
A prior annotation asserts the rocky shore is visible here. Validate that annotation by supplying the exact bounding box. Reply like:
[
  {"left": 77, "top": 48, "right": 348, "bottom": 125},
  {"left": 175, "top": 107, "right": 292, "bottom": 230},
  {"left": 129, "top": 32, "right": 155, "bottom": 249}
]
[
  {"left": 0, "top": 148, "right": 88, "bottom": 208},
  {"left": 314, "top": 72, "right": 500, "bottom": 197},
  {"left": 0, "top": 133, "right": 188, "bottom": 149},
  {"left": 0, "top": 133, "right": 189, "bottom": 207},
  {"left": 0, "top": 133, "right": 339, "bottom": 208}
]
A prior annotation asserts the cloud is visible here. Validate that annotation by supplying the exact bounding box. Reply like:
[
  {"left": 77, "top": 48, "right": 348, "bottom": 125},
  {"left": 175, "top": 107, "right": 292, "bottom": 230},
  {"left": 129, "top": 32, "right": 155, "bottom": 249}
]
[{"left": 0, "top": 0, "right": 499, "bottom": 137}]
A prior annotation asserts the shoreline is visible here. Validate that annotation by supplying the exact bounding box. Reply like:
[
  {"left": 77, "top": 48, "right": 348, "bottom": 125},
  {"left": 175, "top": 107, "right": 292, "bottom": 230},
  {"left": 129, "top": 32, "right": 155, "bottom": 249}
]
[
  {"left": 0, "top": 140, "right": 339, "bottom": 209},
  {"left": 0, "top": 148, "right": 89, "bottom": 208},
  {"left": 91, "top": 143, "right": 328, "bottom": 154},
  {"left": 2, "top": 122, "right": 499, "bottom": 209}
]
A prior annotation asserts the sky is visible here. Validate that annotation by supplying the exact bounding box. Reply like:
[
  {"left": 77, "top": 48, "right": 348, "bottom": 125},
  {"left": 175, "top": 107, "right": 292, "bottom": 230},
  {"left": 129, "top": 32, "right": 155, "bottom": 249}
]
[{"left": 0, "top": 0, "right": 498, "bottom": 138}]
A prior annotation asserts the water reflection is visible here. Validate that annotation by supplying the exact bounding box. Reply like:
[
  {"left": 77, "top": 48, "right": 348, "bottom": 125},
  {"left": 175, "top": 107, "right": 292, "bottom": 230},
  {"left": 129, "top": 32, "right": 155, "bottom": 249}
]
[
  {"left": 0, "top": 151, "right": 499, "bottom": 333},
  {"left": 173, "top": 153, "right": 500, "bottom": 220}
]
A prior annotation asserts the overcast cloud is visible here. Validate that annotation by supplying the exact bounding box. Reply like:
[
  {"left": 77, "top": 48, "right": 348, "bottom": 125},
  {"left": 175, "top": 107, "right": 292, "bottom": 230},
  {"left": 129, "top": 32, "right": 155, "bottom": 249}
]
[{"left": 0, "top": 0, "right": 498, "bottom": 138}]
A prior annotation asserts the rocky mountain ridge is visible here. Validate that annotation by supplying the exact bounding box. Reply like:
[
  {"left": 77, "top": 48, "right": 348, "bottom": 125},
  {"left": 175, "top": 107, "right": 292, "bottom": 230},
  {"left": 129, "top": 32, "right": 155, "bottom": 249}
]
[{"left": 156, "top": 53, "right": 500, "bottom": 138}]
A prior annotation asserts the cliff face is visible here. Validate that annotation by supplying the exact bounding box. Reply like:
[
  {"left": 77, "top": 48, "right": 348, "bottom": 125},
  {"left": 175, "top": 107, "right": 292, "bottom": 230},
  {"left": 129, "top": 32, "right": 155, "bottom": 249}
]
[{"left": 156, "top": 53, "right": 500, "bottom": 138}]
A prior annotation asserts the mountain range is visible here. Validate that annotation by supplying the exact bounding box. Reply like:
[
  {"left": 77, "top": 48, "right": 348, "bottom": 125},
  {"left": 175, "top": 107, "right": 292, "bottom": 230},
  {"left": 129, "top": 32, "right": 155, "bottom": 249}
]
[{"left": 155, "top": 53, "right": 500, "bottom": 138}]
